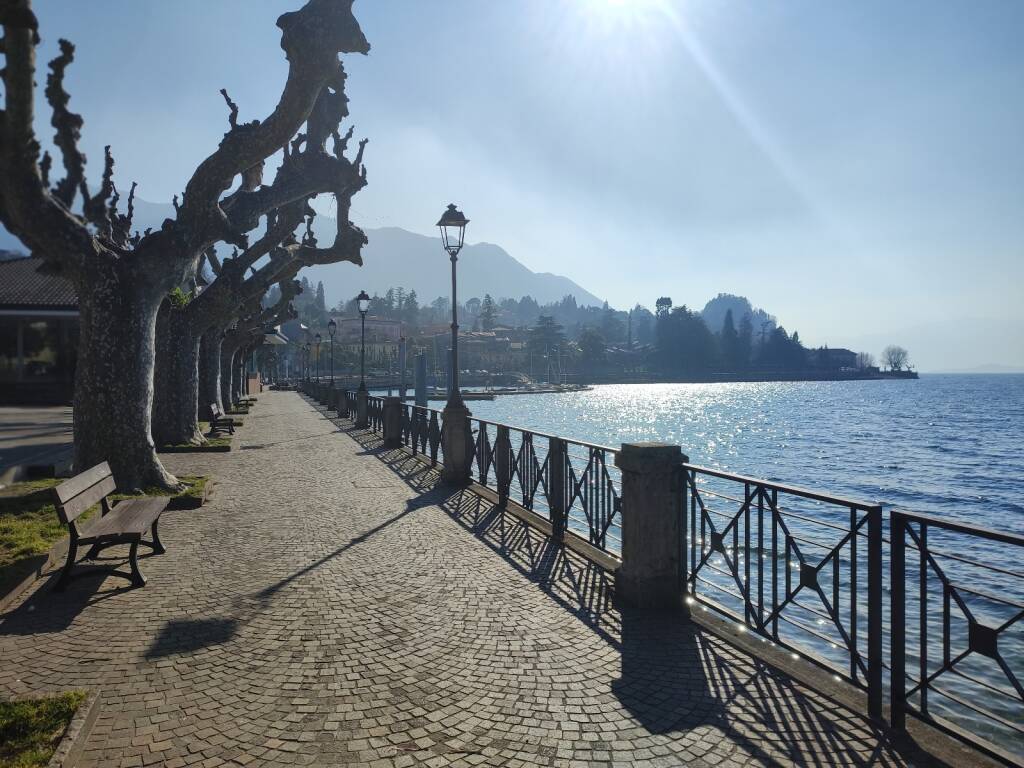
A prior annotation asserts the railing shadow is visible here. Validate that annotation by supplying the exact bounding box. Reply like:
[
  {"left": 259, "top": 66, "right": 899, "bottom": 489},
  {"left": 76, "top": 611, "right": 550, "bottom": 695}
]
[{"left": 338, "top": 421, "right": 951, "bottom": 768}]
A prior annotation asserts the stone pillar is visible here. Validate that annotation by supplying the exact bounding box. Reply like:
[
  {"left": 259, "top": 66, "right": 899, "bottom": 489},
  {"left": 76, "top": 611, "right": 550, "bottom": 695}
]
[
  {"left": 339, "top": 389, "right": 350, "bottom": 418},
  {"left": 614, "top": 442, "right": 687, "bottom": 611},
  {"left": 548, "top": 437, "right": 567, "bottom": 539},
  {"left": 495, "top": 425, "right": 512, "bottom": 505},
  {"left": 441, "top": 404, "right": 472, "bottom": 485},
  {"left": 356, "top": 388, "right": 368, "bottom": 429},
  {"left": 382, "top": 396, "right": 402, "bottom": 448}
]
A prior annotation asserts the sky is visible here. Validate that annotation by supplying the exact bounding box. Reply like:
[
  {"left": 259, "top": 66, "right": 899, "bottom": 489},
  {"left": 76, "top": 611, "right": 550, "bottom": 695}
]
[{"left": 15, "top": 0, "right": 1024, "bottom": 371}]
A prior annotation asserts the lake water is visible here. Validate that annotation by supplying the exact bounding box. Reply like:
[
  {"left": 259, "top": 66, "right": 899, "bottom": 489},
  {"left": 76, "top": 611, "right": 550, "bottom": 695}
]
[
  {"left": 464, "top": 375, "right": 1024, "bottom": 753},
  {"left": 467, "top": 375, "right": 1024, "bottom": 534}
]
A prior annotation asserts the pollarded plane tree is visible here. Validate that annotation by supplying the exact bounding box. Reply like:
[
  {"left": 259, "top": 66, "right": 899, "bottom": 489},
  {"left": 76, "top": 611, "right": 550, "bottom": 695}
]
[
  {"left": 219, "top": 278, "right": 304, "bottom": 409},
  {"left": 0, "top": 0, "right": 369, "bottom": 490},
  {"left": 151, "top": 88, "right": 369, "bottom": 448}
]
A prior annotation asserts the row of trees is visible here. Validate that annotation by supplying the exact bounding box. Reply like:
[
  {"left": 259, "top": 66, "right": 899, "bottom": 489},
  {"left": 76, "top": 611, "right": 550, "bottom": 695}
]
[
  {"left": 0, "top": 0, "right": 371, "bottom": 490},
  {"left": 304, "top": 284, "right": 656, "bottom": 347}
]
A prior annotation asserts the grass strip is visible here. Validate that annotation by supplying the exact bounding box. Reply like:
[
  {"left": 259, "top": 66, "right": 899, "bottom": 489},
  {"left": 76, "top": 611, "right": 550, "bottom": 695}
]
[
  {"left": 0, "top": 475, "right": 209, "bottom": 595},
  {"left": 0, "top": 690, "right": 85, "bottom": 768}
]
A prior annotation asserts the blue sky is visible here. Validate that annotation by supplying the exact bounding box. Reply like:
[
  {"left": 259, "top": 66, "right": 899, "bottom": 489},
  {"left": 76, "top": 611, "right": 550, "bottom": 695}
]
[{"left": 17, "top": 1, "right": 1024, "bottom": 371}]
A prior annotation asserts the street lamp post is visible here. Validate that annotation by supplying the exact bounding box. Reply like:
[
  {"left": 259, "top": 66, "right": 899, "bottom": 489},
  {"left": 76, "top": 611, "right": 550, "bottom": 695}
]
[
  {"left": 437, "top": 204, "right": 469, "bottom": 407},
  {"left": 328, "top": 318, "right": 337, "bottom": 385},
  {"left": 315, "top": 333, "right": 322, "bottom": 384},
  {"left": 436, "top": 204, "right": 472, "bottom": 484},
  {"left": 355, "top": 290, "right": 371, "bottom": 428}
]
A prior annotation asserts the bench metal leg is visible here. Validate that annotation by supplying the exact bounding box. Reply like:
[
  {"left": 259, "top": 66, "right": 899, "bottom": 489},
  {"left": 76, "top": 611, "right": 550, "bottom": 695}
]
[
  {"left": 54, "top": 539, "right": 78, "bottom": 592},
  {"left": 127, "top": 541, "right": 146, "bottom": 588},
  {"left": 150, "top": 518, "right": 166, "bottom": 555}
]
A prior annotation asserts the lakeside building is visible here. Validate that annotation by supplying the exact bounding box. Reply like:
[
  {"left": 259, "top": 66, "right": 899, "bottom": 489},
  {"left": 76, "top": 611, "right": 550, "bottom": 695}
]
[
  {"left": 810, "top": 347, "right": 859, "bottom": 370},
  {"left": 0, "top": 256, "right": 78, "bottom": 404}
]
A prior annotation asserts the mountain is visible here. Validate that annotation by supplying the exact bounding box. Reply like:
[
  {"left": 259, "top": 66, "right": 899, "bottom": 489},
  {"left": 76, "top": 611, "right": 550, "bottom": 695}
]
[
  {"left": 700, "top": 293, "right": 776, "bottom": 334},
  {"left": 0, "top": 203, "right": 604, "bottom": 309},
  {"left": 302, "top": 225, "right": 604, "bottom": 309}
]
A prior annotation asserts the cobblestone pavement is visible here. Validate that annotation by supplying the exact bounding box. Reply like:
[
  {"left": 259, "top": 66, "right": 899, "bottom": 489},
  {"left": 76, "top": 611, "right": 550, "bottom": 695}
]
[{"left": 1, "top": 391, "right": 919, "bottom": 767}]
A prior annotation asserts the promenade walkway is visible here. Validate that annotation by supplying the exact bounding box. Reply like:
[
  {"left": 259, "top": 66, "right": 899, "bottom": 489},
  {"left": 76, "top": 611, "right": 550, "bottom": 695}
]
[{"left": 1, "top": 391, "right": 924, "bottom": 767}]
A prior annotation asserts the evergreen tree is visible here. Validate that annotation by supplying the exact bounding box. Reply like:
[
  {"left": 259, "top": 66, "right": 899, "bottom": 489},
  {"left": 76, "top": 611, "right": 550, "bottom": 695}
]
[
  {"left": 528, "top": 315, "right": 565, "bottom": 354},
  {"left": 578, "top": 327, "right": 606, "bottom": 374},
  {"left": 720, "top": 309, "right": 740, "bottom": 369},
  {"left": 480, "top": 294, "right": 497, "bottom": 330},
  {"left": 737, "top": 313, "right": 753, "bottom": 369}
]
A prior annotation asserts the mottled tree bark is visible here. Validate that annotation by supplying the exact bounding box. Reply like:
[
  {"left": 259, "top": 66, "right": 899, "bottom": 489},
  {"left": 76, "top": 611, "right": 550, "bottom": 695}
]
[
  {"left": 0, "top": 0, "right": 369, "bottom": 490},
  {"left": 199, "top": 328, "right": 224, "bottom": 421},
  {"left": 73, "top": 263, "right": 179, "bottom": 490},
  {"left": 152, "top": 299, "right": 204, "bottom": 447}
]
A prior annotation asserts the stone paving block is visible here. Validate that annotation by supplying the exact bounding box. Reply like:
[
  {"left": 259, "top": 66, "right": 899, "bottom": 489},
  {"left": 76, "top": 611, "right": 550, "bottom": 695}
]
[{"left": 0, "top": 391, "right": 924, "bottom": 766}]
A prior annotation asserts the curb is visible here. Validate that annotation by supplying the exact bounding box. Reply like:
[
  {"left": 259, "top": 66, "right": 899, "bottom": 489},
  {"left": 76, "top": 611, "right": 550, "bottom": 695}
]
[
  {"left": 0, "top": 535, "right": 68, "bottom": 615},
  {"left": 47, "top": 689, "right": 101, "bottom": 768}
]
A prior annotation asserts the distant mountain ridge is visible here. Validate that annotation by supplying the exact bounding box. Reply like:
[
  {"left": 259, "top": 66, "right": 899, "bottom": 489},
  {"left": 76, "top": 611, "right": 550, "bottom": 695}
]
[
  {"left": 0, "top": 203, "right": 605, "bottom": 309},
  {"left": 302, "top": 225, "right": 605, "bottom": 309}
]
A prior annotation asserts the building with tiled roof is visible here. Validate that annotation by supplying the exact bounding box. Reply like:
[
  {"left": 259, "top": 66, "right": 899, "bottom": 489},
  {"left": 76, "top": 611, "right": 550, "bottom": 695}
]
[{"left": 0, "top": 256, "right": 79, "bottom": 404}]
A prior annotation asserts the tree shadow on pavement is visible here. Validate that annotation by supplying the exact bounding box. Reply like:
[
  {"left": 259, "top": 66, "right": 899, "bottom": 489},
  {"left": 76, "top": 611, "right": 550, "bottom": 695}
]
[{"left": 341, "top": 424, "right": 952, "bottom": 768}]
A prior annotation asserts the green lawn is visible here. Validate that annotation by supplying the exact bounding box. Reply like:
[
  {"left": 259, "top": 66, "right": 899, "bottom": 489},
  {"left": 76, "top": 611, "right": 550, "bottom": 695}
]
[
  {"left": 0, "top": 690, "right": 85, "bottom": 768},
  {"left": 158, "top": 422, "right": 232, "bottom": 452},
  {"left": 0, "top": 475, "right": 208, "bottom": 596},
  {"left": 0, "top": 479, "right": 89, "bottom": 597}
]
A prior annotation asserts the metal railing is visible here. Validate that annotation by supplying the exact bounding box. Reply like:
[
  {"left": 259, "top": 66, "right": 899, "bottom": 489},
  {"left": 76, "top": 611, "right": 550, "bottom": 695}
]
[
  {"left": 366, "top": 395, "right": 384, "bottom": 433},
  {"left": 891, "top": 511, "right": 1024, "bottom": 763},
  {"left": 683, "top": 464, "right": 884, "bottom": 718},
  {"left": 334, "top": 395, "right": 1021, "bottom": 761},
  {"left": 400, "top": 403, "right": 444, "bottom": 465},
  {"left": 467, "top": 417, "right": 622, "bottom": 556}
]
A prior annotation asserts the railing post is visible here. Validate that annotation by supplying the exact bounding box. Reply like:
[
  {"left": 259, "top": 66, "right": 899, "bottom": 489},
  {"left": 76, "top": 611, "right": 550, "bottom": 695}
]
[
  {"left": 382, "top": 396, "right": 402, "bottom": 448},
  {"left": 890, "top": 510, "right": 906, "bottom": 730},
  {"left": 339, "top": 389, "right": 349, "bottom": 418},
  {"left": 548, "top": 437, "right": 567, "bottom": 540},
  {"left": 355, "top": 389, "right": 368, "bottom": 429},
  {"left": 614, "top": 443, "right": 687, "bottom": 610},
  {"left": 867, "top": 504, "right": 883, "bottom": 722},
  {"left": 496, "top": 425, "right": 511, "bottom": 505},
  {"left": 440, "top": 405, "right": 472, "bottom": 485}
]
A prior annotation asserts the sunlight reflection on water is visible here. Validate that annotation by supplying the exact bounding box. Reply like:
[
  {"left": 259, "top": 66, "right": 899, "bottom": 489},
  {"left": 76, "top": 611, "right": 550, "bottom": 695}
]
[{"left": 469, "top": 376, "right": 1024, "bottom": 532}]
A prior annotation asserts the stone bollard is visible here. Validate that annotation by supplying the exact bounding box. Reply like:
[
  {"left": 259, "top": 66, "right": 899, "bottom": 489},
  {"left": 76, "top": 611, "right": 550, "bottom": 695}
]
[
  {"left": 614, "top": 442, "right": 688, "bottom": 611},
  {"left": 440, "top": 403, "right": 472, "bottom": 485},
  {"left": 382, "top": 397, "right": 402, "bottom": 448},
  {"left": 355, "top": 388, "right": 368, "bottom": 429}
]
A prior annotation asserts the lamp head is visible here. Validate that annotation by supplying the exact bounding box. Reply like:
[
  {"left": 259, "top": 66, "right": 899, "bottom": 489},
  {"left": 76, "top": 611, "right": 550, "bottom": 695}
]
[{"left": 436, "top": 203, "right": 469, "bottom": 257}]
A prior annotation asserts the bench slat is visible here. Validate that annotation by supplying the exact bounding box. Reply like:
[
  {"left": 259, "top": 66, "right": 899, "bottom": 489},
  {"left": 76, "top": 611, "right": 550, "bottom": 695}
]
[
  {"left": 54, "top": 462, "right": 112, "bottom": 505},
  {"left": 85, "top": 497, "right": 169, "bottom": 539},
  {"left": 56, "top": 474, "right": 117, "bottom": 524}
]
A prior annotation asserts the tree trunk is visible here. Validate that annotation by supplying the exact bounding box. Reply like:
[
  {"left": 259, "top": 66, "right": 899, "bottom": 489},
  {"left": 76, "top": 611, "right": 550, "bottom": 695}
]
[
  {"left": 199, "top": 329, "right": 224, "bottom": 421},
  {"left": 73, "top": 265, "right": 180, "bottom": 491},
  {"left": 233, "top": 348, "right": 245, "bottom": 402},
  {"left": 221, "top": 344, "right": 236, "bottom": 410},
  {"left": 152, "top": 299, "right": 205, "bottom": 447}
]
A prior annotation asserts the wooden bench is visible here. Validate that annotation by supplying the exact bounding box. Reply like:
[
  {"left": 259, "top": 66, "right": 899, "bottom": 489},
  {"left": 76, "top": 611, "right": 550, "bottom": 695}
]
[
  {"left": 51, "top": 462, "right": 168, "bottom": 590},
  {"left": 209, "top": 402, "right": 235, "bottom": 434}
]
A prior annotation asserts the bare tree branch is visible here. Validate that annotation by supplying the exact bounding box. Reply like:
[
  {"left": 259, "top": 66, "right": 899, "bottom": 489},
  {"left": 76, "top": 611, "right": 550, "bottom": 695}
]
[
  {"left": 0, "top": 3, "right": 94, "bottom": 268},
  {"left": 45, "top": 39, "right": 86, "bottom": 207},
  {"left": 177, "top": 0, "right": 369, "bottom": 253},
  {"left": 219, "top": 88, "right": 239, "bottom": 129}
]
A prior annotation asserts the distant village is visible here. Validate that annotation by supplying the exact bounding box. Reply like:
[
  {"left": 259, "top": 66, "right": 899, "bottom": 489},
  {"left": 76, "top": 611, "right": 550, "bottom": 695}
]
[
  {"left": 0, "top": 256, "right": 913, "bottom": 405},
  {"left": 266, "top": 279, "right": 915, "bottom": 387}
]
